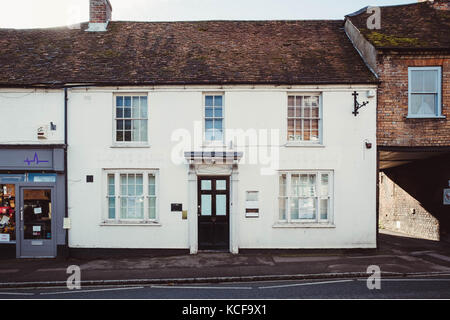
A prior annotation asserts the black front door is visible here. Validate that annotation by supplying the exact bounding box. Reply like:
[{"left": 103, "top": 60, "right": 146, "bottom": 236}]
[{"left": 198, "top": 176, "right": 230, "bottom": 250}]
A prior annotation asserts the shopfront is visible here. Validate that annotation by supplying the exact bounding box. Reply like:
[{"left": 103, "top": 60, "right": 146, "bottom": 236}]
[{"left": 0, "top": 146, "right": 66, "bottom": 258}]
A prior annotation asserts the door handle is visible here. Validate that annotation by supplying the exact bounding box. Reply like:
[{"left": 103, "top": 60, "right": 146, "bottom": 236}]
[{"left": 20, "top": 207, "right": 24, "bottom": 221}]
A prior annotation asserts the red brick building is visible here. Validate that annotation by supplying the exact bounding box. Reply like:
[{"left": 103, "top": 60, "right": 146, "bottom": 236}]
[{"left": 345, "top": 0, "right": 450, "bottom": 241}]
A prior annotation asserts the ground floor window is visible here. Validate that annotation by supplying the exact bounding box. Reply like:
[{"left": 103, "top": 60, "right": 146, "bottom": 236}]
[
  {"left": 278, "top": 171, "right": 333, "bottom": 224},
  {"left": 105, "top": 170, "right": 158, "bottom": 223},
  {"left": 0, "top": 184, "right": 16, "bottom": 242}
]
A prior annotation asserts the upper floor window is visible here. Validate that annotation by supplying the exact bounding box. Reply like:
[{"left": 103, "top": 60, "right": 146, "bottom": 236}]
[
  {"left": 287, "top": 94, "right": 321, "bottom": 143},
  {"left": 408, "top": 67, "right": 442, "bottom": 118},
  {"left": 204, "top": 94, "right": 224, "bottom": 143},
  {"left": 115, "top": 95, "right": 148, "bottom": 143}
]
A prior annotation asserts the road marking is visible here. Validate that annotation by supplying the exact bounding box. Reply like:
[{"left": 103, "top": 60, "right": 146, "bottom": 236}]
[
  {"left": 150, "top": 285, "right": 253, "bottom": 290},
  {"left": 0, "top": 292, "right": 34, "bottom": 296},
  {"left": 258, "top": 279, "right": 354, "bottom": 289},
  {"left": 39, "top": 286, "right": 144, "bottom": 296}
]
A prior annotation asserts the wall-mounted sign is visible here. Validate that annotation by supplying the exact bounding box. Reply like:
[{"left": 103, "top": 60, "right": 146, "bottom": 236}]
[
  {"left": 444, "top": 189, "right": 450, "bottom": 205},
  {"left": 171, "top": 203, "right": 183, "bottom": 212},
  {"left": 0, "top": 234, "right": 10, "bottom": 242},
  {"left": 245, "top": 191, "right": 259, "bottom": 218}
]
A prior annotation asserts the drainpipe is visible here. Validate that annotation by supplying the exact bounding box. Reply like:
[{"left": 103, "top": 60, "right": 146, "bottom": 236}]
[{"left": 64, "top": 88, "right": 69, "bottom": 258}]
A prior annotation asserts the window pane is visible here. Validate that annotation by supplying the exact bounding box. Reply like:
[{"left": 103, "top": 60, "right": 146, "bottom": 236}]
[
  {"left": 132, "top": 96, "right": 140, "bottom": 118},
  {"left": 205, "top": 96, "right": 214, "bottom": 107},
  {"left": 149, "top": 175, "right": 156, "bottom": 195},
  {"left": 201, "top": 195, "right": 212, "bottom": 216},
  {"left": 124, "top": 107, "right": 131, "bottom": 118},
  {"left": 205, "top": 107, "right": 214, "bottom": 117},
  {"left": 288, "top": 107, "right": 295, "bottom": 117},
  {"left": 124, "top": 131, "right": 132, "bottom": 141},
  {"left": 214, "top": 119, "right": 223, "bottom": 130},
  {"left": 116, "top": 131, "right": 123, "bottom": 142},
  {"left": 108, "top": 205, "right": 115, "bottom": 219},
  {"left": 320, "top": 199, "right": 328, "bottom": 220},
  {"left": 116, "top": 96, "right": 123, "bottom": 107},
  {"left": 411, "top": 94, "right": 436, "bottom": 115},
  {"left": 214, "top": 107, "right": 223, "bottom": 117},
  {"left": 214, "top": 96, "right": 223, "bottom": 107},
  {"left": 216, "top": 180, "right": 226, "bottom": 190},
  {"left": 279, "top": 174, "right": 286, "bottom": 196},
  {"left": 321, "top": 174, "right": 329, "bottom": 196},
  {"left": 303, "top": 120, "right": 311, "bottom": 141},
  {"left": 116, "top": 108, "right": 123, "bottom": 118},
  {"left": 201, "top": 180, "right": 212, "bottom": 190},
  {"left": 288, "top": 96, "right": 295, "bottom": 107},
  {"left": 124, "top": 96, "right": 131, "bottom": 107},
  {"left": 295, "top": 96, "right": 302, "bottom": 107},
  {"left": 136, "top": 197, "right": 144, "bottom": 219},
  {"left": 205, "top": 129, "right": 214, "bottom": 141},
  {"left": 216, "top": 195, "right": 227, "bottom": 216},
  {"left": 290, "top": 197, "right": 299, "bottom": 219},
  {"left": 214, "top": 129, "right": 223, "bottom": 141},
  {"left": 291, "top": 174, "right": 300, "bottom": 196},
  {"left": 279, "top": 197, "right": 287, "bottom": 220},
  {"left": 149, "top": 197, "right": 156, "bottom": 219},
  {"left": 132, "top": 120, "right": 140, "bottom": 141},
  {"left": 299, "top": 198, "right": 316, "bottom": 219},
  {"left": 140, "top": 97, "right": 148, "bottom": 118},
  {"left": 140, "top": 120, "right": 148, "bottom": 142},
  {"left": 423, "top": 70, "right": 437, "bottom": 92}
]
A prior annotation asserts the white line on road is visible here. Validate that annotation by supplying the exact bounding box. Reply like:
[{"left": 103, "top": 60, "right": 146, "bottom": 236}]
[
  {"left": 356, "top": 278, "right": 450, "bottom": 282},
  {"left": 150, "top": 285, "right": 253, "bottom": 290},
  {"left": 0, "top": 292, "right": 35, "bottom": 296},
  {"left": 258, "top": 279, "right": 354, "bottom": 289},
  {"left": 39, "top": 286, "right": 144, "bottom": 296}
]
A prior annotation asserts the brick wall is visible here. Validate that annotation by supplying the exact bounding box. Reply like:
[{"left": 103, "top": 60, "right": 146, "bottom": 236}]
[
  {"left": 377, "top": 54, "right": 450, "bottom": 147},
  {"left": 379, "top": 153, "right": 450, "bottom": 240}
]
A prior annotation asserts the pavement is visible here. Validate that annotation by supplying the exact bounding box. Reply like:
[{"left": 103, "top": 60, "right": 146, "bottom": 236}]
[{"left": 1, "top": 229, "right": 450, "bottom": 289}]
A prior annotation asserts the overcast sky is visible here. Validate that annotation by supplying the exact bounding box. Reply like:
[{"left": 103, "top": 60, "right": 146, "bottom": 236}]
[{"left": 0, "top": 0, "right": 414, "bottom": 29}]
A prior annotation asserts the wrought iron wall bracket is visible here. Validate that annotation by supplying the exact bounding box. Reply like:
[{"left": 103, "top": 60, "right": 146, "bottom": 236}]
[{"left": 352, "top": 91, "right": 369, "bottom": 117}]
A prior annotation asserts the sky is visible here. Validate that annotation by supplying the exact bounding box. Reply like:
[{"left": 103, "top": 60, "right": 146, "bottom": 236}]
[{"left": 0, "top": 0, "right": 415, "bottom": 29}]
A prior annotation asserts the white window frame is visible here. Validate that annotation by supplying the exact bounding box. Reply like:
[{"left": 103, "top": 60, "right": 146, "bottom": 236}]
[
  {"left": 286, "top": 93, "right": 323, "bottom": 146},
  {"left": 408, "top": 67, "right": 443, "bottom": 118},
  {"left": 277, "top": 170, "right": 334, "bottom": 225},
  {"left": 203, "top": 92, "right": 225, "bottom": 146},
  {"left": 113, "top": 93, "right": 149, "bottom": 146},
  {"left": 102, "top": 169, "right": 159, "bottom": 225}
]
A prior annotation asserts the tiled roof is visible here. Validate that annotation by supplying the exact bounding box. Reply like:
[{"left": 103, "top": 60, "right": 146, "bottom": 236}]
[
  {"left": 346, "top": 2, "right": 450, "bottom": 50},
  {"left": 0, "top": 20, "right": 377, "bottom": 87}
]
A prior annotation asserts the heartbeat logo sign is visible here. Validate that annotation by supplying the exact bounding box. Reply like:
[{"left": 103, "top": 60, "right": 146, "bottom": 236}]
[{"left": 24, "top": 152, "right": 50, "bottom": 166}]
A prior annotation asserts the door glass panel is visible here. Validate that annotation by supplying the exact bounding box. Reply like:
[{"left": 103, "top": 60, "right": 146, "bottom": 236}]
[
  {"left": 201, "top": 195, "right": 212, "bottom": 216},
  {"left": 23, "top": 189, "right": 52, "bottom": 240},
  {"left": 0, "top": 184, "right": 16, "bottom": 242},
  {"left": 216, "top": 180, "right": 226, "bottom": 191},
  {"left": 201, "top": 180, "right": 212, "bottom": 191},
  {"left": 216, "top": 195, "right": 227, "bottom": 216}
]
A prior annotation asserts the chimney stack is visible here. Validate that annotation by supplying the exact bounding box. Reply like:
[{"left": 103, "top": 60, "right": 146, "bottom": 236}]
[{"left": 87, "top": 0, "right": 113, "bottom": 32}]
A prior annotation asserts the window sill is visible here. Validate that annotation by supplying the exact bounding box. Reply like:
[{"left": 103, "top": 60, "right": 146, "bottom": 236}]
[
  {"left": 100, "top": 221, "right": 161, "bottom": 226},
  {"left": 285, "top": 142, "right": 325, "bottom": 148},
  {"left": 406, "top": 115, "right": 446, "bottom": 120},
  {"left": 110, "top": 144, "right": 151, "bottom": 148},
  {"left": 273, "top": 222, "right": 335, "bottom": 229}
]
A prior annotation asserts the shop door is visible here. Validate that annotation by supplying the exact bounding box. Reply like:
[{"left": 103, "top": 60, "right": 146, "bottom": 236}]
[
  {"left": 198, "top": 176, "right": 230, "bottom": 250},
  {"left": 19, "top": 186, "right": 56, "bottom": 258}
]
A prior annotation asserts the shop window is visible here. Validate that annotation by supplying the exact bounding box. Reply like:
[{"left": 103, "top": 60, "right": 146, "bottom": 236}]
[
  {"left": 0, "top": 184, "right": 16, "bottom": 243},
  {"left": 105, "top": 171, "right": 158, "bottom": 223}
]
